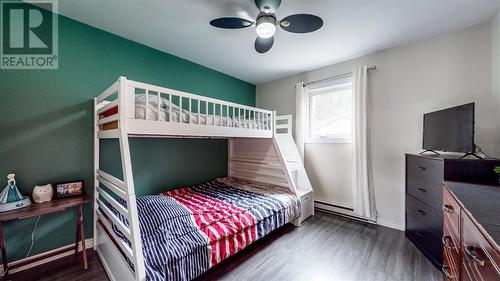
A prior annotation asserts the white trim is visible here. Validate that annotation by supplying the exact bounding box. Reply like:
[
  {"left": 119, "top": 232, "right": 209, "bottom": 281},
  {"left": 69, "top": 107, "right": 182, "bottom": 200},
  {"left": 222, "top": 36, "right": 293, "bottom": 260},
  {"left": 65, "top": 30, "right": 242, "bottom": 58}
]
[
  {"left": 306, "top": 73, "right": 353, "bottom": 91},
  {"left": 376, "top": 216, "right": 405, "bottom": 231},
  {"left": 304, "top": 77, "right": 354, "bottom": 145},
  {"left": 307, "top": 80, "right": 352, "bottom": 93},
  {"left": 306, "top": 136, "right": 352, "bottom": 144},
  {"left": 0, "top": 238, "right": 93, "bottom": 275}
]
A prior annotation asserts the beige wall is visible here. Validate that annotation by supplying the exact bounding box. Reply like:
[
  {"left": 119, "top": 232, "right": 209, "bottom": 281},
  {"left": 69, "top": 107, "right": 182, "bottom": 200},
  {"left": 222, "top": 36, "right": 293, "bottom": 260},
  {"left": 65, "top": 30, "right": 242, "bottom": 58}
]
[
  {"left": 257, "top": 23, "right": 496, "bottom": 230},
  {"left": 305, "top": 143, "right": 353, "bottom": 209}
]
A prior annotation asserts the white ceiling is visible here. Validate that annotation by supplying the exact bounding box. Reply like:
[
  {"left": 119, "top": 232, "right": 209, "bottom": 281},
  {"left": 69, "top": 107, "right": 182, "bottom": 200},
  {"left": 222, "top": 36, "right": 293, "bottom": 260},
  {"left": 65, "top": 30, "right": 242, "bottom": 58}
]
[{"left": 57, "top": 0, "right": 500, "bottom": 84}]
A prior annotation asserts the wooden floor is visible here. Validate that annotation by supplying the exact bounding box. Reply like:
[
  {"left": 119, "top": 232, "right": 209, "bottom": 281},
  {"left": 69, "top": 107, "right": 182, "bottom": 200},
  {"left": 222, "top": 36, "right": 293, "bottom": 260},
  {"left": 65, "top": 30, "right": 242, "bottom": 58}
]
[{"left": 7, "top": 211, "right": 441, "bottom": 281}]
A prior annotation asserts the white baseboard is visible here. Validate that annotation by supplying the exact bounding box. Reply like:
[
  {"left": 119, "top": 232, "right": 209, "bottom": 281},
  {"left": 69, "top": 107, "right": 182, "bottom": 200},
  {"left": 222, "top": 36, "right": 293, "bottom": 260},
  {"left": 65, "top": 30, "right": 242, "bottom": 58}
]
[
  {"left": 377, "top": 217, "right": 405, "bottom": 231},
  {"left": 316, "top": 201, "right": 405, "bottom": 231},
  {"left": 0, "top": 238, "right": 94, "bottom": 275}
]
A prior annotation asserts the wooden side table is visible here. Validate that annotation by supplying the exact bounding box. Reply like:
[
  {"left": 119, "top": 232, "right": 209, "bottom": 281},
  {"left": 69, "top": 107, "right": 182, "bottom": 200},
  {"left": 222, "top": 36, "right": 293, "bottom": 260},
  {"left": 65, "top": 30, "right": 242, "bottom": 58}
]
[{"left": 0, "top": 195, "right": 90, "bottom": 276}]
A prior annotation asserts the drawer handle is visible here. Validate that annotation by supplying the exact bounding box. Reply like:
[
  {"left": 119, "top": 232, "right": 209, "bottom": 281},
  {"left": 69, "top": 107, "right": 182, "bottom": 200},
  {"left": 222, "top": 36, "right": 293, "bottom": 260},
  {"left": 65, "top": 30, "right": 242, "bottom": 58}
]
[
  {"left": 418, "top": 166, "right": 427, "bottom": 171},
  {"left": 442, "top": 265, "right": 453, "bottom": 278},
  {"left": 443, "top": 205, "right": 454, "bottom": 214},
  {"left": 416, "top": 231, "right": 426, "bottom": 238},
  {"left": 442, "top": 236, "right": 454, "bottom": 249},
  {"left": 464, "top": 245, "right": 485, "bottom": 267},
  {"left": 417, "top": 188, "right": 426, "bottom": 193},
  {"left": 417, "top": 209, "right": 426, "bottom": 216}
]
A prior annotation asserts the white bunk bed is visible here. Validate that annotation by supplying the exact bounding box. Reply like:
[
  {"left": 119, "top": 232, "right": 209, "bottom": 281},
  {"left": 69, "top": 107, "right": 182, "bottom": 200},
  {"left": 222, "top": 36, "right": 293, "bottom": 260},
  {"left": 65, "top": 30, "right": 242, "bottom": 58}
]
[{"left": 93, "top": 77, "right": 313, "bottom": 281}]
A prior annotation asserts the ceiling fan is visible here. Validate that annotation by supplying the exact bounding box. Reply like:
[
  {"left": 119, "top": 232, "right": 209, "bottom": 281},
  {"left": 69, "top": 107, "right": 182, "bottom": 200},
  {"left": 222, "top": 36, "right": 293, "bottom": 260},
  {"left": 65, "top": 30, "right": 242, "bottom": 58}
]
[{"left": 210, "top": 0, "right": 323, "bottom": 54}]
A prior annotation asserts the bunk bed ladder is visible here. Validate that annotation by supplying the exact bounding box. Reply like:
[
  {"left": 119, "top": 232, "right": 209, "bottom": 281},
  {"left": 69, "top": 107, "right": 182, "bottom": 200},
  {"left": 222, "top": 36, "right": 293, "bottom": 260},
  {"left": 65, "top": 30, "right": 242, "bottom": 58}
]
[
  {"left": 118, "top": 77, "right": 146, "bottom": 281},
  {"left": 94, "top": 77, "right": 146, "bottom": 281}
]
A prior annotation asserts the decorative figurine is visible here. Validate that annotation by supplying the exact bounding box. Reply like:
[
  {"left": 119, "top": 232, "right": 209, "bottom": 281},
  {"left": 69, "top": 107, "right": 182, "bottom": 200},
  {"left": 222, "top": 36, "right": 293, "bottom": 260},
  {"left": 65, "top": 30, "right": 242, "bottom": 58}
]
[
  {"left": 0, "top": 174, "right": 31, "bottom": 212},
  {"left": 32, "top": 184, "right": 54, "bottom": 203}
]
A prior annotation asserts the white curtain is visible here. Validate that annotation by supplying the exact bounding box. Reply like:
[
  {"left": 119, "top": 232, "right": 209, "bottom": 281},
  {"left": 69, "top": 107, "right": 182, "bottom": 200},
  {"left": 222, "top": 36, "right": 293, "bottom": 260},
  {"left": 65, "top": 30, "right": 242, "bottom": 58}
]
[
  {"left": 295, "top": 82, "right": 306, "bottom": 161},
  {"left": 351, "top": 66, "right": 377, "bottom": 220}
]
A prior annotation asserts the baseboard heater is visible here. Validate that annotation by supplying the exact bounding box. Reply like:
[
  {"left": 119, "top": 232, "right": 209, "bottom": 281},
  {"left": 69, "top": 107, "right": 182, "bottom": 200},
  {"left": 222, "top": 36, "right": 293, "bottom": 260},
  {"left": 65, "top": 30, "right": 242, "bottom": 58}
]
[
  {"left": 314, "top": 200, "right": 376, "bottom": 225},
  {"left": 315, "top": 200, "right": 353, "bottom": 211}
]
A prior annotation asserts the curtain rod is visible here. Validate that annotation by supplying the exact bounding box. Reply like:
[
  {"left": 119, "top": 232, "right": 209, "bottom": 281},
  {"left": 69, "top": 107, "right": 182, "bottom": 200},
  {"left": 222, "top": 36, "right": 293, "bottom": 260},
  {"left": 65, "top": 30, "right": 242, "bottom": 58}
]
[{"left": 303, "top": 65, "right": 376, "bottom": 87}]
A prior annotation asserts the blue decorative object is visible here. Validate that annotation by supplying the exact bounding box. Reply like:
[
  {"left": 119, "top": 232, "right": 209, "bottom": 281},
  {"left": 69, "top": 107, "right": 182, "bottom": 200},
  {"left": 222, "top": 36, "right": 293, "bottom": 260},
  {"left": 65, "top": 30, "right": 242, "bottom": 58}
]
[{"left": 0, "top": 174, "right": 31, "bottom": 212}]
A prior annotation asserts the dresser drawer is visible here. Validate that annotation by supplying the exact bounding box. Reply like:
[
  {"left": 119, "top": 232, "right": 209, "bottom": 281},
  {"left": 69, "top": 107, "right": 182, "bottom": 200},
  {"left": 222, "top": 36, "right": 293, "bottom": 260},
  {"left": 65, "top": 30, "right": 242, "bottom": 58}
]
[
  {"left": 444, "top": 217, "right": 461, "bottom": 280},
  {"left": 406, "top": 197, "right": 443, "bottom": 266},
  {"left": 443, "top": 247, "right": 460, "bottom": 280},
  {"left": 407, "top": 155, "right": 443, "bottom": 184},
  {"left": 461, "top": 213, "right": 500, "bottom": 281},
  {"left": 406, "top": 195, "right": 443, "bottom": 236},
  {"left": 462, "top": 259, "right": 477, "bottom": 281},
  {"left": 406, "top": 220, "right": 443, "bottom": 266},
  {"left": 407, "top": 176, "right": 442, "bottom": 209},
  {"left": 443, "top": 187, "right": 461, "bottom": 237},
  {"left": 444, "top": 215, "right": 460, "bottom": 257}
]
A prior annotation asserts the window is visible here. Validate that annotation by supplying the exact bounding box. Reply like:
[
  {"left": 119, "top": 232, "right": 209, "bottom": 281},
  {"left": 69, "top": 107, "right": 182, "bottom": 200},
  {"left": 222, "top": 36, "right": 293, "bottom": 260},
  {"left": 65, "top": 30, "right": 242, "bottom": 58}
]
[{"left": 306, "top": 79, "right": 353, "bottom": 143}]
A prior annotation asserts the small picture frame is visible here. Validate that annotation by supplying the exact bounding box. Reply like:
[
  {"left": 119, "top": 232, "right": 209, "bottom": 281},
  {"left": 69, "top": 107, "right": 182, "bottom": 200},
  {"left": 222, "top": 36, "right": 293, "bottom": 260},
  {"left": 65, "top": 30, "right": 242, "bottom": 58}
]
[{"left": 55, "top": 180, "right": 84, "bottom": 198}]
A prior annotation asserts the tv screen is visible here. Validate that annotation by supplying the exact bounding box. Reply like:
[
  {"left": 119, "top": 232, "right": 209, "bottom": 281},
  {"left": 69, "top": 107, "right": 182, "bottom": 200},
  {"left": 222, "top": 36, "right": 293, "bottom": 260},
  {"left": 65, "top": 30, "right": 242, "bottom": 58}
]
[{"left": 423, "top": 103, "right": 475, "bottom": 153}]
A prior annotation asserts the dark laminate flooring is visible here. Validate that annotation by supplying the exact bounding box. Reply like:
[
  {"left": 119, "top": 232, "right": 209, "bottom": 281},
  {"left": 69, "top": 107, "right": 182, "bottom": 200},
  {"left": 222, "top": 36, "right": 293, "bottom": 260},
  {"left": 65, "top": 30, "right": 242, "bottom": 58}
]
[
  {"left": 7, "top": 211, "right": 441, "bottom": 281},
  {"left": 5, "top": 250, "right": 106, "bottom": 281}
]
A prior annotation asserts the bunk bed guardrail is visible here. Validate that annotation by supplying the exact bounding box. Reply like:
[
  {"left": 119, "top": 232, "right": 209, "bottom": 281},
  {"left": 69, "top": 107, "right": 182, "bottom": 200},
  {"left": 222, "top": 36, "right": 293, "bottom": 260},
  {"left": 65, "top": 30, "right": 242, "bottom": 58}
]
[{"left": 95, "top": 76, "right": 274, "bottom": 139}]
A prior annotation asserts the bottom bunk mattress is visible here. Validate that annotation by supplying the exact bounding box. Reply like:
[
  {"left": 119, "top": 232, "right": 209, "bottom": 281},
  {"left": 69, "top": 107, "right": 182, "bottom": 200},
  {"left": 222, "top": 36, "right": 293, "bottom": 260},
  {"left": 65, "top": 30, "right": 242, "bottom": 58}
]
[{"left": 103, "top": 177, "right": 300, "bottom": 281}]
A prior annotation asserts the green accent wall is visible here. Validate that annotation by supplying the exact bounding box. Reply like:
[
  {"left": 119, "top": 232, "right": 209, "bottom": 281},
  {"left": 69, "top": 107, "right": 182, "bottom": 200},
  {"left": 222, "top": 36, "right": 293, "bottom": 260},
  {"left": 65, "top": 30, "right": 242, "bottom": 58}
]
[{"left": 0, "top": 11, "right": 255, "bottom": 261}]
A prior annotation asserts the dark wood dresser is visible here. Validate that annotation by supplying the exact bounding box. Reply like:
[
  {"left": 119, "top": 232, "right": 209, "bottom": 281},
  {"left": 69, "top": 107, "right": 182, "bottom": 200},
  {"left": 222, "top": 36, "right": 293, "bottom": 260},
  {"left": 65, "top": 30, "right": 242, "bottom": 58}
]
[
  {"left": 443, "top": 182, "right": 500, "bottom": 281},
  {"left": 405, "top": 153, "right": 500, "bottom": 269}
]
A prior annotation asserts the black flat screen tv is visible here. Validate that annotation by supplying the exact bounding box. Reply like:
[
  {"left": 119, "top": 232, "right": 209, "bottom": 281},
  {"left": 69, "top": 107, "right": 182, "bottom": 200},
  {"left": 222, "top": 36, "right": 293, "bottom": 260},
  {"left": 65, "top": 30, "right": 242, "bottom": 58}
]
[{"left": 422, "top": 103, "right": 475, "bottom": 153}]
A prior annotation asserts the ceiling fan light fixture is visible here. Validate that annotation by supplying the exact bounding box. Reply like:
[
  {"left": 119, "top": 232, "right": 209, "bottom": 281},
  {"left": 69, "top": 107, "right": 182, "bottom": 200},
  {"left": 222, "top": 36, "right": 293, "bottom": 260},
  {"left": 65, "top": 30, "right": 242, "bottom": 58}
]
[
  {"left": 210, "top": 1, "right": 323, "bottom": 53},
  {"left": 255, "top": 16, "right": 276, "bottom": 38}
]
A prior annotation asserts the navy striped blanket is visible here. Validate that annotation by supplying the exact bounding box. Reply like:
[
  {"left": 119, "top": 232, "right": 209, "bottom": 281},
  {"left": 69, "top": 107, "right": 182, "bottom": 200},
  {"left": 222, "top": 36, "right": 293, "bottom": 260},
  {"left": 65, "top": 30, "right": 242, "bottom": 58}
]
[{"left": 103, "top": 177, "right": 300, "bottom": 281}]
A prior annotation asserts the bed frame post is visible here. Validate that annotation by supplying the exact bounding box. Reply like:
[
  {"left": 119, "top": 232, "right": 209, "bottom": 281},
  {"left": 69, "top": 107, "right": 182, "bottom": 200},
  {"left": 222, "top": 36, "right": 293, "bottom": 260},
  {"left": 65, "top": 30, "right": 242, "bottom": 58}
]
[
  {"left": 272, "top": 111, "right": 277, "bottom": 136},
  {"left": 228, "top": 139, "right": 233, "bottom": 178},
  {"left": 118, "top": 77, "right": 147, "bottom": 281},
  {"left": 93, "top": 97, "right": 99, "bottom": 250}
]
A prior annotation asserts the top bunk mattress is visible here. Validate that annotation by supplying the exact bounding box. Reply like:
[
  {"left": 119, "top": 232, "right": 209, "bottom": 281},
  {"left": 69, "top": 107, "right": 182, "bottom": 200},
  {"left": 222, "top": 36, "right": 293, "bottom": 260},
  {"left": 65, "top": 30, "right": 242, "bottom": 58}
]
[{"left": 103, "top": 177, "right": 300, "bottom": 281}]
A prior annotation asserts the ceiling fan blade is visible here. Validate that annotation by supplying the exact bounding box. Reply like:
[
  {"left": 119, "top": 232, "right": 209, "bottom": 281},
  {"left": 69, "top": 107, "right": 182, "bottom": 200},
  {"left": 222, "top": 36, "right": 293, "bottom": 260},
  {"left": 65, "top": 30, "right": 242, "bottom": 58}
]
[
  {"left": 280, "top": 14, "right": 323, "bottom": 33},
  {"left": 255, "top": 0, "right": 281, "bottom": 13},
  {"left": 210, "top": 17, "right": 253, "bottom": 29},
  {"left": 255, "top": 36, "right": 274, "bottom": 53}
]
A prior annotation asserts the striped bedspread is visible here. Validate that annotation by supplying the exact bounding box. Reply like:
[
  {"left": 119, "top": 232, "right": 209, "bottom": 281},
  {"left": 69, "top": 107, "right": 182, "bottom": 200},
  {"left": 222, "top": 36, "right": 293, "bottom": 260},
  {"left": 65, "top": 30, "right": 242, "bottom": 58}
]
[{"left": 104, "top": 177, "right": 300, "bottom": 281}]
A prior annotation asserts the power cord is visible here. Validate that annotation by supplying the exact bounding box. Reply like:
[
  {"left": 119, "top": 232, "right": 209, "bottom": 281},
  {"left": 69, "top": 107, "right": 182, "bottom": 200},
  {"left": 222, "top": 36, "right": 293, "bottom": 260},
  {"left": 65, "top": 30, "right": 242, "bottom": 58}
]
[
  {"left": 475, "top": 145, "right": 498, "bottom": 160},
  {"left": 26, "top": 215, "right": 41, "bottom": 258}
]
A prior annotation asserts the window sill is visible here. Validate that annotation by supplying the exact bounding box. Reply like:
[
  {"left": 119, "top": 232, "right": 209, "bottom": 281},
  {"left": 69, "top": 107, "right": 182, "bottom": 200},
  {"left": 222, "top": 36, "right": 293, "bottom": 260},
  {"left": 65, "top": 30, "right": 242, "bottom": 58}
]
[{"left": 306, "top": 137, "right": 352, "bottom": 144}]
